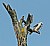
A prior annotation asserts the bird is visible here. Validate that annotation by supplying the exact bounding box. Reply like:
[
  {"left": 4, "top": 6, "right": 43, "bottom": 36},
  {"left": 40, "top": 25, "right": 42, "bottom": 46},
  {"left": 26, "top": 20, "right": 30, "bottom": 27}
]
[{"left": 28, "top": 22, "right": 43, "bottom": 34}]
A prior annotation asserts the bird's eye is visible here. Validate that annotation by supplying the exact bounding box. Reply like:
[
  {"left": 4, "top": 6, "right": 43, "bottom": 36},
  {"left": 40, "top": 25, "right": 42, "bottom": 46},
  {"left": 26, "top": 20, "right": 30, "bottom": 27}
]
[{"left": 41, "top": 23, "right": 43, "bottom": 25}]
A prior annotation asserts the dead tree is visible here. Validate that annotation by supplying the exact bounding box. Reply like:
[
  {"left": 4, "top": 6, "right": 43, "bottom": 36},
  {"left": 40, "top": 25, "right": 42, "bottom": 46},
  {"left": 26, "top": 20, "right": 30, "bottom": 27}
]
[{"left": 3, "top": 3, "right": 43, "bottom": 46}]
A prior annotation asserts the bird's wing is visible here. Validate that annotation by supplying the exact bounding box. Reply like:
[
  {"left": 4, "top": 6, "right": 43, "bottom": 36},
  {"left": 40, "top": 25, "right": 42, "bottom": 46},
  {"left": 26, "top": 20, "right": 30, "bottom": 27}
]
[{"left": 34, "top": 24, "right": 38, "bottom": 27}]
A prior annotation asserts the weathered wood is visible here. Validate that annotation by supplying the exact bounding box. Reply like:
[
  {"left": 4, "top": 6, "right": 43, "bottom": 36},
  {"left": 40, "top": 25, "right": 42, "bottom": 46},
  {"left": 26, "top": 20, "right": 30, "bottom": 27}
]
[
  {"left": 3, "top": 3, "right": 28, "bottom": 46},
  {"left": 3, "top": 2, "right": 43, "bottom": 46}
]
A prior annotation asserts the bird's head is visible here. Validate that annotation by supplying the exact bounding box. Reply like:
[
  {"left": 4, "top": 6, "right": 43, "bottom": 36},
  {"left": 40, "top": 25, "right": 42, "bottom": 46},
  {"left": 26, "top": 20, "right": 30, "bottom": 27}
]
[{"left": 40, "top": 22, "right": 43, "bottom": 25}]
